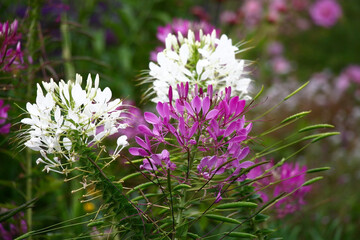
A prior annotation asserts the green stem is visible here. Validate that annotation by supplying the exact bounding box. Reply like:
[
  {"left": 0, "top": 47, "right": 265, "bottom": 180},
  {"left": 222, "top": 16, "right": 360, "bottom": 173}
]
[
  {"left": 25, "top": 1, "right": 40, "bottom": 237},
  {"left": 61, "top": 12, "right": 75, "bottom": 79}
]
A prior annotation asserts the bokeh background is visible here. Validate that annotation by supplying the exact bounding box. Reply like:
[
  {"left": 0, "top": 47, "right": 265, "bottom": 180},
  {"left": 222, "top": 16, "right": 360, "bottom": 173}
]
[{"left": 0, "top": 0, "right": 359, "bottom": 239}]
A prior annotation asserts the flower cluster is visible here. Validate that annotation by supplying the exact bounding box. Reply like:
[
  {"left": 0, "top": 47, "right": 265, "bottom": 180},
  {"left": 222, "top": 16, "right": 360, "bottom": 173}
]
[
  {"left": 130, "top": 82, "right": 253, "bottom": 183},
  {"left": 146, "top": 30, "right": 252, "bottom": 103},
  {"left": 0, "top": 99, "right": 11, "bottom": 134},
  {"left": 248, "top": 161, "right": 311, "bottom": 218},
  {"left": 20, "top": 73, "right": 128, "bottom": 174},
  {"left": 151, "top": 18, "right": 220, "bottom": 61},
  {"left": 0, "top": 20, "right": 25, "bottom": 72}
]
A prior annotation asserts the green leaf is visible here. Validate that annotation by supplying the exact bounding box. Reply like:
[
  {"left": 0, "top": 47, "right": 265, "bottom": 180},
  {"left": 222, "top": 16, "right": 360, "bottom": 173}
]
[
  {"left": 280, "top": 111, "right": 311, "bottom": 124},
  {"left": 284, "top": 81, "right": 309, "bottom": 100},
  {"left": 298, "top": 124, "right": 334, "bottom": 133},
  {"left": 311, "top": 132, "right": 340, "bottom": 143},
  {"left": 216, "top": 201, "right": 257, "bottom": 209},
  {"left": 0, "top": 198, "right": 38, "bottom": 222},
  {"left": 120, "top": 172, "right": 142, "bottom": 181},
  {"left": 307, "top": 167, "right": 331, "bottom": 173},
  {"left": 87, "top": 220, "right": 105, "bottom": 227},
  {"left": 127, "top": 181, "right": 156, "bottom": 195},
  {"left": 173, "top": 184, "right": 191, "bottom": 191},
  {"left": 225, "top": 232, "right": 258, "bottom": 238},
  {"left": 187, "top": 232, "right": 201, "bottom": 239},
  {"left": 205, "top": 214, "right": 241, "bottom": 224},
  {"left": 303, "top": 176, "right": 323, "bottom": 186}
]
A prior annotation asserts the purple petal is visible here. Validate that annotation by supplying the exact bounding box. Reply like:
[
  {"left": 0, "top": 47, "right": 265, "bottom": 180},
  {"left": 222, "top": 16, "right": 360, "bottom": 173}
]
[
  {"left": 184, "top": 101, "right": 195, "bottom": 116},
  {"left": 156, "top": 102, "right": 164, "bottom": 118},
  {"left": 236, "top": 100, "right": 246, "bottom": 115},
  {"left": 144, "top": 112, "right": 160, "bottom": 124},
  {"left": 138, "top": 125, "right": 153, "bottom": 136},
  {"left": 191, "top": 96, "right": 202, "bottom": 114},
  {"left": 224, "top": 121, "right": 237, "bottom": 137},
  {"left": 129, "top": 147, "right": 148, "bottom": 156},
  {"left": 135, "top": 136, "right": 149, "bottom": 150},
  {"left": 202, "top": 96, "right": 210, "bottom": 114},
  {"left": 205, "top": 109, "right": 219, "bottom": 120}
]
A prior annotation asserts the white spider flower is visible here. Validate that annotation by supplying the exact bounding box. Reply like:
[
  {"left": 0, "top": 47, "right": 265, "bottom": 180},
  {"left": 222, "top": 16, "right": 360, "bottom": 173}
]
[
  {"left": 145, "top": 29, "right": 252, "bottom": 102},
  {"left": 20, "top": 73, "right": 128, "bottom": 174}
]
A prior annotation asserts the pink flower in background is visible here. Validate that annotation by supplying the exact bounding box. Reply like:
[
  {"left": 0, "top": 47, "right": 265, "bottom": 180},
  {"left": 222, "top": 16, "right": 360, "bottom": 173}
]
[
  {"left": 344, "top": 65, "right": 360, "bottom": 84},
  {"left": 271, "top": 56, "right": 291, "bottom": 75},
  {"left": 242, "top": 0, "right": 263, "bottom": 26},
  {"left": 151, "top": 19, "right": 220, "bottom": 61},
  {"left": 0, "top": 100, "right": 10, "bottom": 134},
  {"left": 191, "top": 6, "right": 210, "bottom": 22},
  {"left": 309, "top": 0, "right": 342, "bottom": 28},
  {"left": 267, "top": 42, "right": 284, "bottom": 56},
  {"left": 248, "top": 161, "right": 311, "bottom": 218},
  {"left": 220, "top": 11, "right": 238, "bottom": 25},
  {"left": 0, "top": 20, "right": 25, "bottom": 72}
]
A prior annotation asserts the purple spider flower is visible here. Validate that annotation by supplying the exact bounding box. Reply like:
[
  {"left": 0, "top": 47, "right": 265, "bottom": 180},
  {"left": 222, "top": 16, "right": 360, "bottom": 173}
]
[
  {"left": 309, "top": 0, "right": 342, "bottom": 28},
  {"left": 0, "top": 20, "right": 25, "bottom": 72},
  {"left": 0, "top": 100, "right": 11, "bottom": 134},
  {"left": 130, "top": 83, "right": 253, "bottom": 183},
  {"left": 248, "top": 160, "right": 312, "bottom": 218}
]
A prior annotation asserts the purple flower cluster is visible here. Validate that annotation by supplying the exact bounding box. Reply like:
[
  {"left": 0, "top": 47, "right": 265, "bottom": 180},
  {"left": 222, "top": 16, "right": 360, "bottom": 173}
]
[
  {"left": 150, "top": 19, "right": 220, "bottom": 61},
  {"left": 267, "top": 41, "right": 291, "bottom": 75},
  {"left": 248, "top": 161, "right": 311, "bottom": 218},
  {"left": 0, "top": 210, "right": 27, "bottom": 240},
  {"left": 0, "top": 99, "right": 10, "bottom": 134},
  {"left": 130, "top": 83, "right": 253, "bottom": 182},
  {"left": 309, "top": 0, "right": 342, "bottom": 28},
  {"left": 0, "top": 20, "right": 25, "bottom": 72}
]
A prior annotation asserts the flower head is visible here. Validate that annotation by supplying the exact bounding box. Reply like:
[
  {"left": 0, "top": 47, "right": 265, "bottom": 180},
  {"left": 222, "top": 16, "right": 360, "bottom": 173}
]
[
  {"left": 309, "top": 0, "right": 342, "bottom": 28},
  {"left": 146, "top": 30, "right": 252, "bottom": 103},
  {"left": 130, "top": 83, "right": 253, "bottom": 182},
  {"left": 20, "top": 73, "right": 128, "bottom": 174}
]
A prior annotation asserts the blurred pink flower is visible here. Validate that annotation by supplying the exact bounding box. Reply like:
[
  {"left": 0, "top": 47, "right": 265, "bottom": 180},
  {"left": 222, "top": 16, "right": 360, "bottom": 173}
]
[
  {"left": 271, "top": 56, "right": 291, "bottom": 75},
  {"left": 220, "top": 11, "right": 238, "bottom": 25},
  {"left": 309, "top": 0, "right": 342, "bottom": 28},
  {"left": 267, "top": 41, "right": 284, "bottom": 56},
  {"left": 242, "top": 0, "right": 263, "bottom": 26},
  {"left": 344, "top": 65, "right": 360, "bottom": 84},
  {"left": 0, "top": 100, "right": 10, "bottom": 134},
  {"left": 248, "top": 161, "right": 311, "bottom": 218},
  {"left": 191, "top": 6, "right": 210, "bottom": 22}
]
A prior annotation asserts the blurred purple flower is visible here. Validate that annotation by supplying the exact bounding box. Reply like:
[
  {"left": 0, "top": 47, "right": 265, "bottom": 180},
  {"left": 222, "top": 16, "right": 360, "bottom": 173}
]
[
  {"left": 271, "top": 56, "right": 291, "bottom": 75},
  {"left": 242, "top": 0, "right": 263, "bottom": 26},
  {"left": 267, "top": 42, "right": 284, "bottom": 56},
  {"left": 0, "top": 20, "right": 26, "bottom": 72},
  {"left": 248, "top": 161, "right": 311, "bottom": 218},
  {"left": 344, "top": 65, "right": 360, "bottom": 84},
  {"left": 41, "top": 1, "right": 70, "bottom": 23},
  {"left": 191, "top": 6, "right": 210, "bottom": 22},
  {"left": 0, "top": 210, "right": 27, "bottom": 239},
  {"left": 0, "top": 100, "right": 10, "bottom": 134},
  {"left": 309, "top": 0, "right": 342, "bottom": 28},
  {"left": 220, "top": 11, "right": 239, "bottom": 25}
]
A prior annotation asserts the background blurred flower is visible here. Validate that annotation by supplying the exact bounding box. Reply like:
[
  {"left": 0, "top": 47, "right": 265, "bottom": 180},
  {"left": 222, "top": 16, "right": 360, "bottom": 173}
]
[
  {"left": 0, "top": 20, "right": 25, "bottom": 72},
  {"left": 309, "top": 0, "right": 342, "bottom": 28},
  {"left": 0, "top": 99, "right": 11, "bottom": 134}
]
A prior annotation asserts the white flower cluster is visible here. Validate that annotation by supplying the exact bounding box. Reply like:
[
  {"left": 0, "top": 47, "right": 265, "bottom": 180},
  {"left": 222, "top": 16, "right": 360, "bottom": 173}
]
[
  {"left": 147, "top": 30, "right": 252, "bottom": 102},
  {"left": 21, "top": 73, "right": 128, "bottom": 174}
]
